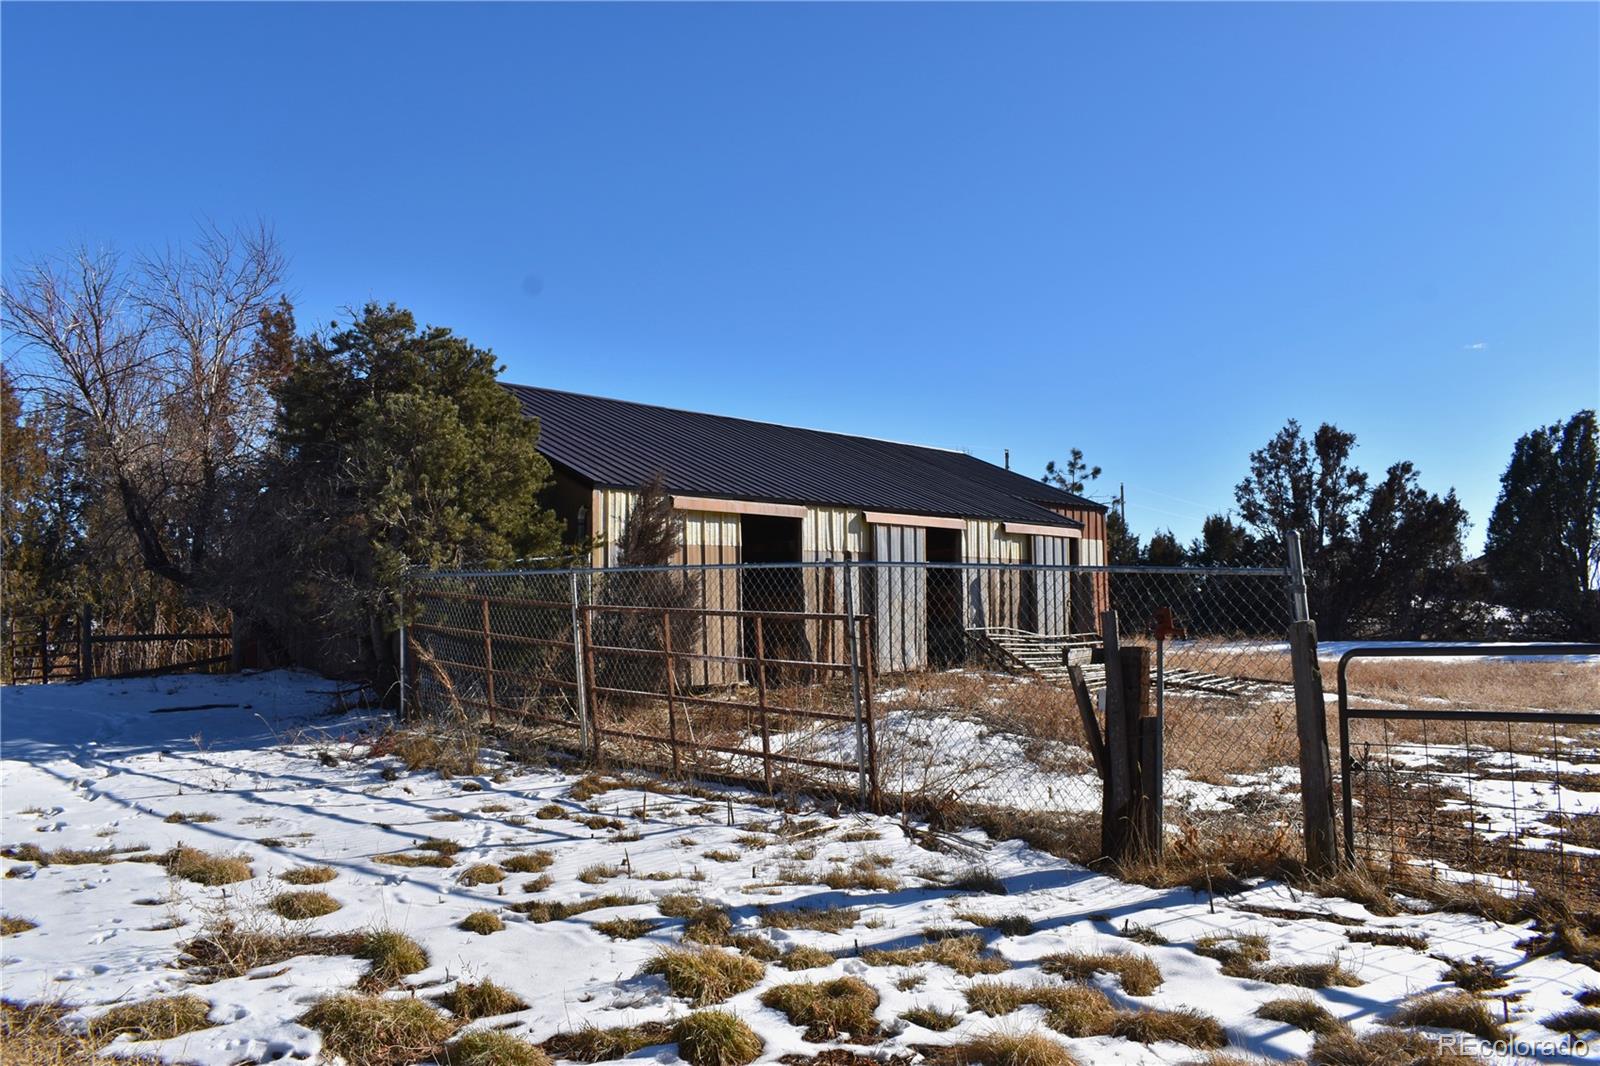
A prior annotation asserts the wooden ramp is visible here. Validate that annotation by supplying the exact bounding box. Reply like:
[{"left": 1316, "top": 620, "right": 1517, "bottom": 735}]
[{"left": 966, "top": 628, "right": 1258, "bottom": 697}]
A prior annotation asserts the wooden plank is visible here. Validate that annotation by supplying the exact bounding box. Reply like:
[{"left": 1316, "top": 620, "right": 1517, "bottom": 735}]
[{"left": 1067, "top": 664, "right": 1108, "bottom": 779}]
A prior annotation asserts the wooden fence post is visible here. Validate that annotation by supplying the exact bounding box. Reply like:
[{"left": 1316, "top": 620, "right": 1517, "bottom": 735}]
[
  {"left": 1099, "top": 611, "right": 1128, "bottom": 860},
  {"left": 39, "top": 618, "right": 50, "bottom": 685},
  {"left": 1123, "top": 646, "right": 1158, "bottom": 862},
  {"left": 1291, "top": 618, "right": 1339, "bottom": 875}
]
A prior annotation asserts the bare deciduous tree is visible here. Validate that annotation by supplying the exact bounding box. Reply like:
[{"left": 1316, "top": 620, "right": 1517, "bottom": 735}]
[{"left": 2, "top": 222, "right": 285, "bottom": 590}]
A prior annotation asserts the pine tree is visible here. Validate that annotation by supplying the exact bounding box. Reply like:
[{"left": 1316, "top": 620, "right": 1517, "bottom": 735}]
[
  {"left": 597, "top": 474, "right": 703, "bottom": 700},
  {"left": 257, "top": 303, "right": 566, "bottom": 688},
  {"left": 1042, "top": 449, "right": 1102, "bottom": 494},
  {"left": 1485, "top": 410, "right": 1599, "bottom": 635}
]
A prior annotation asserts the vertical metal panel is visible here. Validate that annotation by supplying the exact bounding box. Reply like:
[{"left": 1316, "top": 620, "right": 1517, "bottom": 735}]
[
  {"left": 675, "top": 508, "right": 741, "bottom": 686},
  {"left": 803, "top": 507, "right": 867, "bottom": 664},
  {"left": 962, "top": 518, "right": 1027, "bottom": 629},
  {"left": 1031, "top": 535, "right": 1071, "bottom": 634},
  {"left": 871, "top": 524, "right": 926, "bottom": 672}
]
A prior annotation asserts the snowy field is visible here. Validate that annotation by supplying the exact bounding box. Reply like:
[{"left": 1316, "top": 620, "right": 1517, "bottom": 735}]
[{"left": 2, "top": 672, "right": 1596, "bottom": 1064}]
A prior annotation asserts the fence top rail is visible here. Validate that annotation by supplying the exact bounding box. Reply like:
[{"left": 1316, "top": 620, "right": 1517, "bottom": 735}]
[
  {"left": 1337, "top": 643, "right": 1600, "bottom": 689},
  {"left": 1345, "top": 706, "right": 1600, "bottom": 726},
  {"left": 411, "top": 560, "right": 1290, "bottom": 580}
]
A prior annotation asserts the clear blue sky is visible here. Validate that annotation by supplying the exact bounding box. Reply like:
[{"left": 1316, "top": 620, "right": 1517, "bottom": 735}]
[{"left": 4, "top": 3, "right": 1596, "bottom": 551}]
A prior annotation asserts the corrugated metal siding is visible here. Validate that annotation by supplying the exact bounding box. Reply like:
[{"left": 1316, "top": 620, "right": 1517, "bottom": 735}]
[
  {"left": 872, "top": 524, "right": 926, "bottom": 673},
  {"left": 963, "top": 519, "right": 1028, "bottom": 630},
  {"left": 1032, "top": 535, "right": 1072, "bottom": 634}
]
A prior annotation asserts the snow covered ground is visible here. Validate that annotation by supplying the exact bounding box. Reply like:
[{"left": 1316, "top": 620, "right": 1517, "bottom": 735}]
[{"left": 1, "top": 672, "right": 1596, "bottom": 1064}]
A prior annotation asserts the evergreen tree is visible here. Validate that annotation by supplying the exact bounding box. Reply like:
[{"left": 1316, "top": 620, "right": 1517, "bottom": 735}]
[
  {"left": 1144, "top": 529, "right": 1185, "bottom": 566},
  {"left": 1042, "top": 449, "right": 1102, "bottom": 494},
  {"left": 1484, "top": 410, "right": 1599, "bottom": 635},
  {"left": 1187, "top": 514, "right": 1260, "bottom": 567},
  {"left": 1235, "top": 419, "right": 1468, "bottom": 638},
  {"left": 258, "top": 303, "right": 565, "bottom": 688},
  {"left": 1105, "top": 509, "right": 1141, "bottom": 564}
]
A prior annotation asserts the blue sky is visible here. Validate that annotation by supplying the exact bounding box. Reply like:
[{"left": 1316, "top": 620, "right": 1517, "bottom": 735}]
[{"left": 4, "top": 3, "right": 1596, "bottom": 551}]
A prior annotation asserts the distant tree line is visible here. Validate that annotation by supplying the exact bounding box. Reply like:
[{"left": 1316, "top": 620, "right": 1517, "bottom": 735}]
[
  {"left": 3, "top": 226, "right": 571, "bottom": 695},
  {"left": 1046, "top": 411, "right": 1598, "bottom": 640}
]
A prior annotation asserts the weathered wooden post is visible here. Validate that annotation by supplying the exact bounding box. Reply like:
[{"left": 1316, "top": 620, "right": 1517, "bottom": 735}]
[
  {"left": 1124, "top": 646, "right": 1158, "bottom": 861},
  {"left": 1286, "top": 532, "right": 1339, "bottom": 875},
  {"left": 1099, "top": 611, "right": 1129, "bottom": 859}
]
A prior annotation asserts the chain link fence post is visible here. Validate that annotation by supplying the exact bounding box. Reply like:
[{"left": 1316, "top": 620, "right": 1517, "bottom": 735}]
[
  {"left": 570, "top": 570, "right": 590, "bottom": 753},
  {"left": 841, "top": 559, "right": 868, "bottom": 807}
]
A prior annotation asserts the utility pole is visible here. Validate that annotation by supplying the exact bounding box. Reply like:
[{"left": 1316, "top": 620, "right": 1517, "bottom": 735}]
[{"left": 1119, "top": 483, "right": 1127, "bottom": 526}]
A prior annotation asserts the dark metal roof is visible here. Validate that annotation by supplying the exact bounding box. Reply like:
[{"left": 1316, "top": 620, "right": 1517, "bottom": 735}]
[{"left": 504, "top": 384, "right": 1095, "bottom": 529}]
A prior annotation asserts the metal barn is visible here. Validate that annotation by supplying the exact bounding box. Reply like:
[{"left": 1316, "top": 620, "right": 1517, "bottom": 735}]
[{"left": 505, "top": 385, "right": 1109, "bottom": 681}]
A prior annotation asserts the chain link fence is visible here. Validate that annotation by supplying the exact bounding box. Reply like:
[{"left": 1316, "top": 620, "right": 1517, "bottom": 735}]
[{"left": 407, "top": 558, "right": 1300, "bottom": 840}]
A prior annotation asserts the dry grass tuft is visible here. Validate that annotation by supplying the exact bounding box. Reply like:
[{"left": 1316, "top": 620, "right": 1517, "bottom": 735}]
[
  {"left": 673, "top": 1010, "right": 764, "bottom": 1066},
  {"left": 458, "top": 910, "right": 505, "bottom": 935},
  {"left": 437, "top": 978, "right": 527, "bottom": 1020},
  {"left": 760, "top": 905, "right": 859, "bottom": 932},
  {"left": 1256, "top": 996, "right": 1344, "bottom": 1035},
  {"left": 930, "top": 1030, "right": 1080, "bottom": 1066},
  {"left": 1038, "top": 950, "right": 1163, "bottom": 996},
  {"left": 1, "top": 915, "right": 38, "bottom": 936},
  {"left": 1118, "top": 922, "right": 1168, "bottom": 946},
  {"left": 535, "top": 804, "right": 568, "bottom": 820},
  {"left": 644, "top": 945, "right": 766, "bottom": 1005},
  {"left": 179, "top": 914, "right": 362, "bottom": 980},
  {"left": 382, "top": 730, "right": 482, "bottom": 778},
  {"left": 760, "top": 976, "right": 880, "bottom": 1040},
  {"left": 1346, "top": 929, "right": 1426, "bottom": 951},
  {"left": 1, "top": 1000, "right": 170, "bottom": 1065},
  {"left": 500, "top": 851, "right": 554, "bottom": 873},
  {"left": 964, "top": 981, "right": 1115, "bottom": 1038},
  {"left": 1194, "top": 933, "right": 1272, "bottom": 977},
  {"left": 821, "top": 860, "right": 902, "bottom": 891},
  {"left": 86, "top": 994, "right": 214, "bottom": 1044},
  {"left": 1, "top": 843, "right": 140, "bottom": 866},
  {"left": 164, "top": 846, "right": 253, "bottom": 886},
  {"left": 442, "top": 1029, "right": 550, "bottom": 1066},
  {"left": 1109, "top": 1006, "right": 1227, "bottom": 1048},
  {"left": 374, "top": 850, "right": 456, "bottom": 868},
  {"left": 946, "top": 866, "right": 1007, "bottom": 894},
  {"left": 863, "top": 933, "right": 1008, "bottom": 977},
  {"left": 457, "top": 863, "right": 506, "bottom": 886},
  {"left": 163, "top": 811, "right": 219, "bottom": 824},
  {"left": 1387, "top": 992, "right": 1503, "bottom": 1041},
  {"left": 594, "top": 917, "right": 660, "bottom": 940},
  {"left": 779, "top": 945, "right": 836, "bottom": 971},
  {"left": 1309, "top": 1026, "right": 1476, "bottom": 1065},
  {"left": 301, "top": 993, "right": 456, "bottom": 1066},
  {"left": 956, "top": 911, "right": 1034, "bottom": 937},
  {"left": 1254, "top": 958, "right": 1361, "bottom": 989},
  {"left": 1545, "top": 1007, "right": 1600, "bottom": 1034},
  {"left": 358, "top": 928, "right": 429, "bottom": 984},
  {"left": 1439, "top": 955, "right": 1506, "bottom": 992},
  {"left": 270, "top": 890, "right": 342, "bottom": 920},
  {"left": 281, "top": 865, "right": 338, "bottom": 885},
  {"left": 541, "top": 1021, "right": 674, "bottom": 1062},
  {"left": 578, "top": 863, "right": 622, "bottom": 884},
  {"left": 901, "top": 1005, "right": 962, "bottom": 1031},
  {"left": 510, "top": 893, "right": 645, "bottom": 923}
]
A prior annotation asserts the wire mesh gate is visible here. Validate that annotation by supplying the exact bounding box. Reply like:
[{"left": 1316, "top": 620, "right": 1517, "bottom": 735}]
[
  {"left": 1338, "top": 644, "right": 1600, "bottom": 908},
  {"left": 408, "top": 559, "right": 1301, "bottom": 835}
]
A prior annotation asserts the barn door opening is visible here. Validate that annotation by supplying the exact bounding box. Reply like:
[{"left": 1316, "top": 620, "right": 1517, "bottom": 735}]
[
  {"left": 926, "top": 528, "right": 964, "bottom": 667},
  {"left": 741, "top": 514, "right": 807, "bottom": 684}
]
